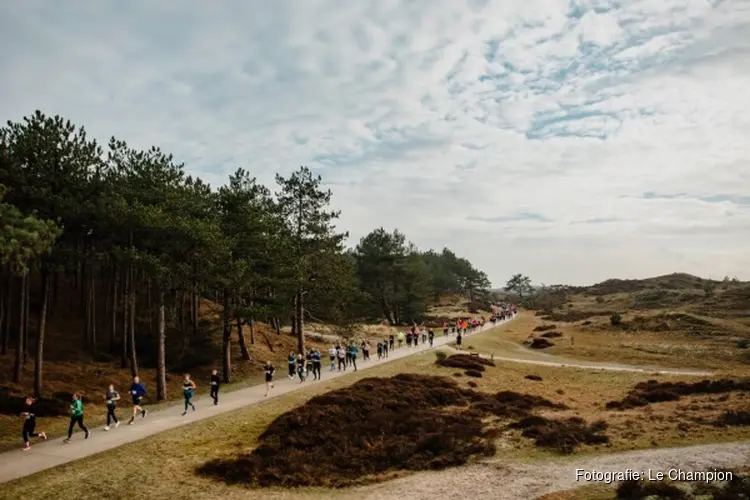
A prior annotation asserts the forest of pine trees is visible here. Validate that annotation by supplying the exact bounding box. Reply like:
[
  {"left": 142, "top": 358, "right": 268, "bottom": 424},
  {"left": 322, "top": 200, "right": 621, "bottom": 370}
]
[{"left": 0, "top": 111, "right": 492, "bottom": 400}]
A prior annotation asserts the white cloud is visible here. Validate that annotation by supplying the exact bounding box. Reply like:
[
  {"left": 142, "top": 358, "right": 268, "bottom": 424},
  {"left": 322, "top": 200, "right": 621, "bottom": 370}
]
[{"left": 1, "top": 0, "right": 749, "bottom": 286}]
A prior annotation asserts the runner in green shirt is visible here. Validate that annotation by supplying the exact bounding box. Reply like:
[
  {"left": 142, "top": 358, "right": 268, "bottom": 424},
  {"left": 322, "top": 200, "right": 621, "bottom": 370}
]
[
  {"left": 63, "top": 393, "right": 89, "bottom": 443},
  {"left": 104, "top": 384, "right": 120, "bottom": 431}
]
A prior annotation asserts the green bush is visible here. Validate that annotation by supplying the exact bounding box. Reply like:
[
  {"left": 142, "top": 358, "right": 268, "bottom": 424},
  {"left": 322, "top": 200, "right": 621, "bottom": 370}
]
[
  {"left": 610, "top": 312, "right": 622, "bottom": 326},
  {"left": 435, "top": 351, "right": 447, "bottom": 362}
]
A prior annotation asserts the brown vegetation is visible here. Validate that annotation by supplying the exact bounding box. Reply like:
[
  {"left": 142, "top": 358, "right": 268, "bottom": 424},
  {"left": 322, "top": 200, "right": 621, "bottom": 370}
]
[
  {"left": 196, "top": 373, "right": 566, "bottom": 488},
  {"left": 509, "top": 416, "right": 609, "bottom": 454},
  {"left": 606, "top": 379, "right": 750, "bottom": 410}
]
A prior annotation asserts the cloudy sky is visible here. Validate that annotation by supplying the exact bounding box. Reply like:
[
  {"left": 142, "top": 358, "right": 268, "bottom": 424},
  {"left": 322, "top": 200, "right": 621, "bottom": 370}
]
[{"left": 2, "top": 0, "right": 749, "bottom": 287}]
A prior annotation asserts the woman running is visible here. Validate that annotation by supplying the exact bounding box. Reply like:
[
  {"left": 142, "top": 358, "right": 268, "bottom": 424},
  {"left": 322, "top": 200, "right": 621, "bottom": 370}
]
[
  {"left": 182, "top": 374, "right": 196, "bottom": 415},
  {"left": 264, "top": 361, "right": 275, "bottom": 397},
  {"left": 287, "top": 351, "right": 296, "bottom": 379},
  {"left": 456, "top": 330, "right": 463, "bottom": 349},
  {"left": 63, "top": 393, "right": 89, "bottom": 443},
  {"left": 337, "top": 345, "right": 346, "bottom": 371},
  {"left": 296, "top": 353, "right": 306, "bottom": 382},
  {"left": 210, "top": 369, "right": 220, "bottom": 405},
  {"left": 104, "top": 384, "right": 120, "bottom": 431},
  {"left": 349, "top": 343, "right": 359, "bottom": 371},
  {"left": 20, "top": 397, "right": 46, "bottom": 451}
]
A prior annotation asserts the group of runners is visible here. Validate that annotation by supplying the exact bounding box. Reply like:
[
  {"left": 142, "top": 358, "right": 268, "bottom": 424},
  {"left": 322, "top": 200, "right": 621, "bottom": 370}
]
[{"left": 19, "top": 304, "right": 516, "bottom": 451}]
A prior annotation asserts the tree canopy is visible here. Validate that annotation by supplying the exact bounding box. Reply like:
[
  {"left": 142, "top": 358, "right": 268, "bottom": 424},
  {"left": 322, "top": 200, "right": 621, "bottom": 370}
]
[{"left": 0, "top": 110, "right": 492, "bottom": 398}]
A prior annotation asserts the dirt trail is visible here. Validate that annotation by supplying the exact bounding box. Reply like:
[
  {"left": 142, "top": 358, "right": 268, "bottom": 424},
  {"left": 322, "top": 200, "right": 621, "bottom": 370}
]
[{"left": 354, "top": 441, "right": 750, "bottom": 499}]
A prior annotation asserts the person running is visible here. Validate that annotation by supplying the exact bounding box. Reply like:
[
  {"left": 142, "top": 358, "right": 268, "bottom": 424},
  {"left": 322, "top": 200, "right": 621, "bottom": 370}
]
[
  {"left": 311, "top": 349, "right": 322, "bottom": 380},
  {"left": 406, "top": 331, "right": 413, "bottom": 347},
  {"left": 442, "top": 322, "right": 448, "bottom": 337},
  {"left": 296, "top": 353, "right": 306, "bottom": 382},
  {"left": 361, "top": 340, "right": 370, "bottom": 361},
  {"left": 397, "top": 331, "right": 405, "bottom": 348},
  {"left": 421, "top": 329, "right": 427, "bottom": 344},
  {"left": 337, "top": 345, "right": 346, "bottom": 371},
  {"left": 128, "top": 376, "right": 148, "bottom": 425},
  {"left": 389, "top": 334, "right": 395, "bottom": 350},
  {"left": 181, "top": 374, "right": 196, "bottom": 416},
  {"left": 428, "top": 329, "right": 435, "bottom": 347},
  {"left": 104, "top": 384, "right": 120, "bottom": 431},
  {"left": 210, "top": 369, "right": 220, "bottom": 405},
  {"left": 456, "top": 330, "right": 463, "bottom": 349},
  {"left": 306, "top": 350, "right": 314, "bottom": 378},
  {"left": 348, "top": 343, "right": 359, "bottom": 371},
  {"left": 328, "top": 345, "right": 337, "bottom": 371},
  {"left": 63, "top": 393, "right": 89, "bottom": 443},
  {"left": 382, "top": 337, "right": 389, "bottom": 358},
  {"left": 345, "top": 343, "right": 353, "bottom": 367},
  {"left": 20, "top": 397, "right": 46, "bottom": 451},
  {"left": 287, "top": 351, "right": 296, "bottom": 379},
  {"left": 264, "top": 361, "right": 275, "bottom": 397},
  {"left": 377, "top": 341, "right": 384, "bottom": 359}
]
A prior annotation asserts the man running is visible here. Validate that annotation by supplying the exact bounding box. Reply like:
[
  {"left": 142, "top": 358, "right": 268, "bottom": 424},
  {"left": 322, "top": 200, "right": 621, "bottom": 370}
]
[
  {"left": 361, "top": 340, "right": 370, "bottom": 361},
  {"left": 63, "top": 393, "right": 89, "bottom": 443},
  {"left": 349, "top": 342, "right": 359, "bottom": 371},
  {"left": 377, "top": 341, "right": 384, "bottom": 359},
  {"left": 296, "top": 353, "right": 306, "bottom": 382},
  {"left": 428, "top": 329, "right": 434, "bottom": 347},
  {"left": 20, "top": 397, "right": 46, "bottom": 450},
  {"left": 287, "top": 351, "right": 296, "bottom": 379},
  {"left": 311, "top": 349, "right": 322, "bottom": 380},
  {"left": 128, "top": 376, "right": 148, "bottom": 425},
  {"left": 337, "top": 344, "right": 346, "bottom": 371},
  {"left": 382, "top": 337, "right": 389, "bottom": 358},
  {"left": 389, "top": 334, "right": 395, "bottom": 350},
  {"left": 264, "top": 361, "right": 275, "bottom": 397},
  {"left": 210, "top": 369, "right": 220, "bottom": 405},
  {"left": 328, "top": 345, "right": 337, "bottom": 371},
  {"left": 182, "top": 374, "right": 196, "bottom": 416},
  {"left": 104, "top": 384, "right": 120, "bottom": 431}
]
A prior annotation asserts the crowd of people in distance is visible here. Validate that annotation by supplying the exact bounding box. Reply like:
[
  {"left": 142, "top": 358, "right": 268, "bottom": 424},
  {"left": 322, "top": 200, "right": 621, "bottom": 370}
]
[{"left": 18, "top": 303, "right": 516, "bottom": 451}]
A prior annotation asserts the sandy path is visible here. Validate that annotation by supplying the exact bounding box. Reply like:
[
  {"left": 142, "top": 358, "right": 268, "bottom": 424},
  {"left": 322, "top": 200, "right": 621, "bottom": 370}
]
[{"left": 354, "top": 441, "right": 750, "bottom": 499}]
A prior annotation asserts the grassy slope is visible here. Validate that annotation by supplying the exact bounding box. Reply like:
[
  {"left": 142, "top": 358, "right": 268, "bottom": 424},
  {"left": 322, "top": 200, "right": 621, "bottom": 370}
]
[
  {"left": 0, "top": 299, "right": 328, "bottom": 453},
  {"left": 5, "top": 305, "right": 750, "bottom": 500}
]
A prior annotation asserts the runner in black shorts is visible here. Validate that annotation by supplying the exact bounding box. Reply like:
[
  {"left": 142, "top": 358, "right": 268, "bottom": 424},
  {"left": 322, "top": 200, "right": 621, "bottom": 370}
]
[{"left": 264, "top": 361, "right": 275, "bottom": 396}]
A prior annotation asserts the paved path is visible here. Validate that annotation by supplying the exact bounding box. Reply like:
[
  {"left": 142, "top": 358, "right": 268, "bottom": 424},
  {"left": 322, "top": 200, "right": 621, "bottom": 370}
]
[{"left": 0, "top": 318, "right": 512, "bottom": 484}]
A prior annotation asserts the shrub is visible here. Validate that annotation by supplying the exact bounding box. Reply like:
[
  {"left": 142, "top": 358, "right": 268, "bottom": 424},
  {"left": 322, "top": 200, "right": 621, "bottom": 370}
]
[
  {"left": 610, "top": 312, "right": 622, "bottom": 326},
  {"left": 529, "top": 338, "right": 554, "bottom": 349},
  {"left": 616, "top": 479, "right": 688, "bottom": 499},
  {"left": 525, "top": 375, "right": 543, "bottom": 381},
  {"left": 737, "top": 339, "right": 750, "bottom": 349},
  {"left": 464, "top": 369, "right": 483, "bottom": 378},
  {"left": 435, "top": 351, "right": 448, "bottom": 362},
  {"left": 509, "top": 416, "right": 609, "bottom": 453}
]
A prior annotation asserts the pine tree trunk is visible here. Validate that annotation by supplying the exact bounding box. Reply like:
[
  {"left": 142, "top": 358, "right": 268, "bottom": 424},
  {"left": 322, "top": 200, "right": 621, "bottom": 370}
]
[
  {"left": 147, "top": 278, "right": 153, "bottom": 338},
  {"left": 13, "top": 275, "right": 26, "bottom": 383},
  {"left": 222, "top": 288, "right": 232, "bottom": 383},
  {"left": 0, "top": 272, "right": 6, "bottom": 355},
  {"left": 273, "top": 317, "right": 281, "bottom": 335},
  {"left": 110, "top": 269, "right": 119, "bottom": 353},
  {"left": 248, "top": 317, "right": 256, "bottom": 345},
  {"left": 2, "top": 275, "right": 12, "bottom": 355},
  {"left": 121, "top": 265, "right": 129, "bottom": 369},
  {"left": 89, "top": 270, "right": 97, "bottom": 355},
  {"left": 156, "top": 288, "right": 166, "bottom": 401},
  {"left": 295, "top": 291, "right": 305, "bottom": 354},
  {"left": 33, "top": 270, "right": 50, "bottom": 398},
  {"left": 22, "top": 274, "right": 29, "bottom": 364},
  {"left": 128, "top": 267, "right": 138, "bottom": 378},
  {"left": 179, "top": 290, "right": 186, "bottom": 335},
  {"left": 84, "top": 262, "right": 91, "bottom": 347},
  {"left": 236, "top": 315, "right": 251, "bottom": 360}
]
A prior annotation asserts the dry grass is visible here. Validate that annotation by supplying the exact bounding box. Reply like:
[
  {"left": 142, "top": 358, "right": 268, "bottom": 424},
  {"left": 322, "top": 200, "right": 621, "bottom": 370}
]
[
  {"left": 0, "top": 300, "right": 327, "bottom": 453},
  {"left": 4, "top": 317, "right": 750, "bottom": 499}
]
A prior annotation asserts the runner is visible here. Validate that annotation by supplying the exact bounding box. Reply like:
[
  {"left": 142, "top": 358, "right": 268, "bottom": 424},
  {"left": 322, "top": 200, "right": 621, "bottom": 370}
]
[
  {"left": 181, "top": 374, "right": 196, "bottom": 416},
  {"left": 311, "top": 348, "right": 322, "bottom": 380},
  {"left": 287, "top": 351, "right": 296, "bottom": 379},
  {"left": 128, "top": 376, "right": 148, "bottom": 425},
  {"left": 377, "top": 340, "right": 384, "bottom": 359},
  {"left": 421, "top": 328, "right": 427, "bottom": 344},
  {"left": 296, "top": 353, "right": 306, "bottom": 382},
  {"left": 264, "top": 361, "right": 275, "bottom": 397},
  {"left": 345, "top": 343, "right": 353, "bottom": 367},
  {"left": 406, "top": 331, "right": 413, "bottom": 347},
  {"left": 337, "top": 344, "right": 346, "bottom": 371},
  {"left": 328, "top": 345, "right": 337, "bottom": 371},
  {"left": 104, "top": 384, "right": 120, "bottom": 431},
  {"left": 456, "top": 330, "right": 463, "bottom": 349},
  {"left": 20, "top": 397, "right": 46, "bottom": 451},
  {"left": 306, "top": 350, "right": 313, "bottom": 378},
  {"left": 361, "top": 340, "right": 370, "bottom": 361},
  {"left": 63, "top": 393, "right": 89, "bottom": 443},
  {"left": 389, "top": 333, "right": 395, "bottom": 350},
  {"left": 428, "top": 329, "right": 435, "bottom": 347},
  {"left": 210, "top": 369, "right": 220, "bottom": 405},
  {"left": 442, "top": 321, "right": 448, "bottom": 337},
  {"left": 349, "top": 342, "right": 359, "bottom": 371},
  {"left": 383, "top": 337, "right": 389, "bottom": 358}
]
